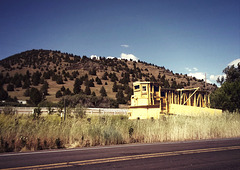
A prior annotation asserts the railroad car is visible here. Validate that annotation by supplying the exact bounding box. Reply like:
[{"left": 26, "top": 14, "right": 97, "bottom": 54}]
[{"left": 128, "top": 81, "right": 222, "bottom": 119}]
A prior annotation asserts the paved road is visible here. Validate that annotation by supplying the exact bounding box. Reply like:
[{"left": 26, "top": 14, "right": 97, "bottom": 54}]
[{"left": 0, "top": 138, "right": 240, "bottom": 170}]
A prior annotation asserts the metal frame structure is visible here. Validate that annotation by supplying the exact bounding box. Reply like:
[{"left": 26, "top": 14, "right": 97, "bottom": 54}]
[{"left": 128, "top": 81, "right": 222, "bottom": 119}]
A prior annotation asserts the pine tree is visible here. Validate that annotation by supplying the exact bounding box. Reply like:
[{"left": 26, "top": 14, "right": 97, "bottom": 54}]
[
  {"left": 72, "top": 71, "right": 79, "bottom": 78},
  {"left": 24, "top": 88, "right": 30, "bottom": 97},
  {"left": 63, "top": 88, "right": 72, "bottom": 96},
  {"left": 96, "top": 77, "right": 102, "bottom": 85},
  {"left": 119, "top": 73, "right": 130, "bottom": 84},
  {"left": 73, "top": 78, "right": 81, "bottom": 94},
  {"left": 102, "top": 72, "right": 108, "bottom": 80},
  {"left": 171, "top": 80, "right": 177, "bottom": 89},
  {"left": 56, "top": 75, "right": 64, "bottom": 84},
  {"left": 110, "top": 73, "right": 118, "bottom": 82},
  {"left": 85, "top": 86, "right": 91, "bottom": 95},
  {"left": 14, "top": 77, "right": 22, "bottom": 88},
  {"left": 150, "top": 75, "right": 157, "bottom": 82},
  {"left": 124, "top": 85, "right": 132, "bottom": 94},
  {"left": 56, "top": 90, "right": 63, "bottom": 98},
  {"left": 29, "top": 87, "right": 42, "bottom": 106},
  {"left": 116, "top": 90, "right": 126, "bottom": 104},
  {"left": 61, "top": 86, "right": 65, "bottom": 92},
  {"left": 0, "top": 86, "right": 8, "bottom": 100},
  {"left": 41, "top": 81, "right": 49, "bottom": 96},
  {"left": 22, "top": 78, "right": 30, "bottom": 89},
  {"left": 43, "top": 71, "right": 51, "bottom": 79},
  {"left": 26, "top": 70, "right": 31, "bottom": 79},
  {"left": 100, "top": 86, "right": 107, "bottom": 97},
  {"left": 92, "top": 91, "right": 96, "bottom": 96},
  {"left": 112, "top": 81, "right": 118, "bottom": 92},
  {"left": 164, "top": 80, "right": 170, "bottom": 88},
  {"left": 7, "top": 84, "right": 14, "bottom": 91},
  {"left": 89, "top": 68, "right": 96, "bottom": 75},
  {"left": 89, "top": 78, "right": 95, "bottom": 87},
  {"left": 84, "top": 79, "right": 89, "bottom": 86},
  {"left": 32, "top": 71, "right": 41, "bottom": 86}
]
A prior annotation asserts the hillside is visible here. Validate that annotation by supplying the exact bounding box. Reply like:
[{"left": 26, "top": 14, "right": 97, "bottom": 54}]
[{"left": 0, "top": 49, "right": 217, "bottom": 107}]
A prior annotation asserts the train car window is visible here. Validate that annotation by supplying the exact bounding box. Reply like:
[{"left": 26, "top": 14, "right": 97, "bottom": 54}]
[
  {"left": 134, "top": 85, "right": 140, "bottom": 90},
  {"left": 142, "top": 86, "right": 147, "bottom": 91}
]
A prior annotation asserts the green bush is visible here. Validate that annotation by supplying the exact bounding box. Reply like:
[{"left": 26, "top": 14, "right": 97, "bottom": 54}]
[
  {"left": 73, "top": 104, "right": 86, "bottom": 119},
  {"left": 211, "top": 64, "right": 240, "bottom": 112},
  {"left": 33, "top": 107, "right": 42, "bottom": 119}
]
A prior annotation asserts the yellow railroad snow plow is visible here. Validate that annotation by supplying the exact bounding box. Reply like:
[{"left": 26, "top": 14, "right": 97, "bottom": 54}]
[{"left": 128, "top": 81, "right": 222, "bottom": 119}]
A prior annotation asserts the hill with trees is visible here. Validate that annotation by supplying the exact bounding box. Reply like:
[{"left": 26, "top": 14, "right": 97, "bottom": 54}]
[{"left": 0, "top": 49, "right": 217, "bottom": 108}]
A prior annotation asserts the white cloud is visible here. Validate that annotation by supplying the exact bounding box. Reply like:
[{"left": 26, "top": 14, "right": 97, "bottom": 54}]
[
  {"left": 188, "top": 72, "right": 214, "bottom": 83},
  {"left": 186, "top": 58, "right": 239, "bottom": 86},
  {"left": 120, "top": 53, "right": 138, "bottom": 62},
  {"left": 188, "top": 72, "right": 205, "bottom": 80},
  {"left": 90, "top": 55, "right": 100, "bottom": 60},
  {"left": 228, "top": 58, "right": 240, "bottom": 67},
  {"left": 210, "top": 75, "right": 218, "bottom": 81},
  {"left": 193, "top": 67, "right": 198, "bottom": 71},
  {"left": 185, "top": 67, "right": 198, "bottom": 72},
  {"left": 209, "top": 74, "right": 227, "bottom": 86},
  {"left": 107, "top": 56, "right": 115, "bottom": 59},
  {"left": 185, "top": 67, "right": 192, "bottom": 72},
  {"left": 121, "top": 44, "right": 129, "bottom": 48},
  {"left": 207, "top": 58, "right": 239, "bottom": 86},
  {"left": 210, "top": 74, "right": 226, "bottom": 81}
]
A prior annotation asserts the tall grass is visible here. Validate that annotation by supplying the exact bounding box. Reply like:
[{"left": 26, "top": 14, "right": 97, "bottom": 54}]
[{"left": 0, "top": 112, "right": 240, "bottom": 152}]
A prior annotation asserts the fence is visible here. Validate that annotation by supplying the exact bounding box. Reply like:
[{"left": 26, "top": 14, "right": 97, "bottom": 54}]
[
  {"left": 85, "top": 108, "right": 128, "bottom": 115},
  {"left": 0, "top": 107, "right": 128, "bottom": 116}
]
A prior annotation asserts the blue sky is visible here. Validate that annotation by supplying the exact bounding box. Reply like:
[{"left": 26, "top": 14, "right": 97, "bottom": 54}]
[{"left": 0, "top": 0, "right": 239, "bottom": 84}]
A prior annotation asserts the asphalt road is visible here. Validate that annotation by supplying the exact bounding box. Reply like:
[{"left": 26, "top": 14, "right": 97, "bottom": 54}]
[{"left": 0, "top": 138, "right": 240, "bottom": 170}]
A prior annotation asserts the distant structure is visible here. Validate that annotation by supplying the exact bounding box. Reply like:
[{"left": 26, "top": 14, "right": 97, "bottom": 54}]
[{"left": 18, "top": 100, "right": 27, "bottom": 105}]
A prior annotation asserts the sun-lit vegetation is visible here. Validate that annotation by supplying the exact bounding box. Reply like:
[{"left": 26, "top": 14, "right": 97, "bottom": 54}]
[
  {"left": 211, "top": 64, "right": 240, "bottom": 112},
  {"left": 0, "top": 111, "right": 239, "bottom": 152}
]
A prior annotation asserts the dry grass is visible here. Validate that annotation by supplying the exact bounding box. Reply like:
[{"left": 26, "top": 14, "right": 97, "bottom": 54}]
[{"left": 0, "top": 112, "right": 239, "bottom": 152}]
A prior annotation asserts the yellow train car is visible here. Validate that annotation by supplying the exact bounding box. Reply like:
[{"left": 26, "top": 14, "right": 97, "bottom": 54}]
[{"left": 128, "top": 81, "right": 222, "bottom": 119}]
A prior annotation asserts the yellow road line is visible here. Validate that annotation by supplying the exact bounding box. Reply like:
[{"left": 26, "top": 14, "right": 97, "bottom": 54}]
[{"left": 2, "top": 145, "right": 240, "bottom": 170}]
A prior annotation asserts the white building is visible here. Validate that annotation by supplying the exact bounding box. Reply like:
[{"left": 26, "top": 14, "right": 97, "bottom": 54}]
[{"left": 18, "top": 100, "right": 27, "bottom": 105}]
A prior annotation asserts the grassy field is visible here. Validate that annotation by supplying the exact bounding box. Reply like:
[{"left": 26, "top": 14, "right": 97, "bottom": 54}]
[{"left": 0, "top": 112, "right": 240, "bottom": 152}]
